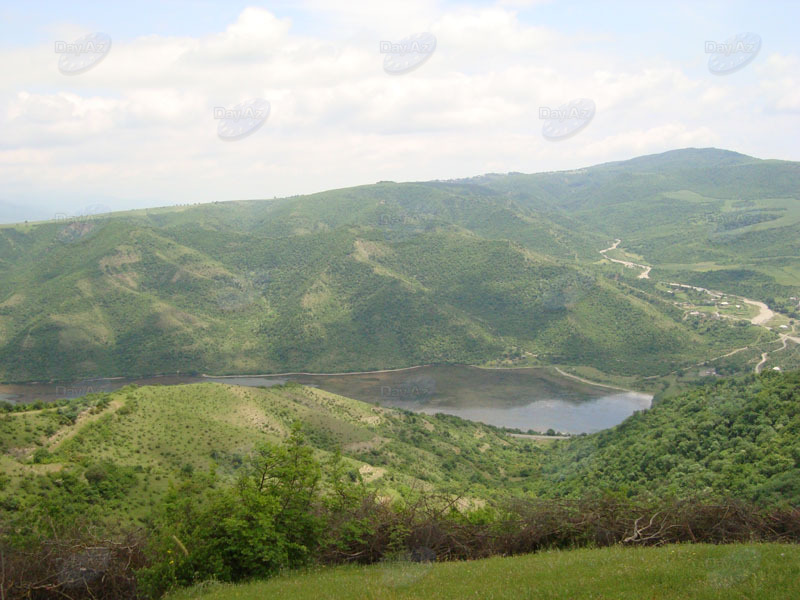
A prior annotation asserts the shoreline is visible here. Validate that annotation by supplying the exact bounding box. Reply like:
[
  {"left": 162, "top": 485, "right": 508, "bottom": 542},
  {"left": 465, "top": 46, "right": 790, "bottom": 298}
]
[
  {"left": 0, "top": 363, "right": 636, "bottom": 390},
  {"left": 468, "top": 364, "right": 644, "bottom": 394},
  {"left": 552, "top": 367, "right": 644, "bottom": 395},
  {"left": 206, "top": 364, "right": 649, "bottom": 396},
  {"left": 201, "top": 364, "right": 433, "bottom": 379},
  {"left": 1, "top": 363, "right": 652, "bottom": 405}
]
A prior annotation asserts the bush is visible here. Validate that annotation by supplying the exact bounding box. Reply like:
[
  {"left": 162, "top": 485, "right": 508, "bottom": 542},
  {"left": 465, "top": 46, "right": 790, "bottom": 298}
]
[
  {"left": 0, "top": 530, "right": 145, "bottom": 600},
  {"left": 32, "top": 447, "right": 51, "bottom": 464},
  {"left": 84, "top": 462, "right": 137, "bottom": 499},
  {"left": 139, "top": 425, "right": 323, "bottom": 597}
]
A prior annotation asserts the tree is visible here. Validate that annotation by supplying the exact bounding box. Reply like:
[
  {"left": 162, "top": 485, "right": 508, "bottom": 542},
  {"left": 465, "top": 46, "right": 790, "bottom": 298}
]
[
  {"left": 140, "top": 423, "right": 324, "bottom": 595},
  {"left": 249, "top": 423, "right": 323, "bottom": 564}
]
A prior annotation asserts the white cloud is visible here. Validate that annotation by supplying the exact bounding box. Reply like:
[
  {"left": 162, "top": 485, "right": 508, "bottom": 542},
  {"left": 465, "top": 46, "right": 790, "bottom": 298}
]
[
  {"left": 757, "top": 53, "right": 800, "bottom": 113},
  {"left": 0, "top": 5, "right": 797, "bottom": 221}
]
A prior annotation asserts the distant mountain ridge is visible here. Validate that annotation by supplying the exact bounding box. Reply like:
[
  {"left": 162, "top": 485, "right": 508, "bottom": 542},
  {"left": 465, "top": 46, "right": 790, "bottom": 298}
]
[{"left": 0, "top": 148, "right": 797, "bottom": 382}]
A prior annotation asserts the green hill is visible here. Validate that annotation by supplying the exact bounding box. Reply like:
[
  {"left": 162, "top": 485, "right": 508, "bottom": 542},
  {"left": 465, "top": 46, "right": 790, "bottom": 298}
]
[
  {"left": 3, "top": 372, "right": 800, "bottom": 597},
  {"left": 0, "top": 382, "right": 526, "bottom": 527},
  {"left": 476, "top": 148, "right": 800, "bottom": 302},
  {"left": 3, "top": 148, "right": 795, "bottom": 383},
  {"left": 3, "top": 370, "right": 800, "bottom": 529},
  {"left": 531, "top": 370, "right": 800, "bottom": 504},
  {"left": 3, "top": 147, "right": 799, "bottom": 599}
]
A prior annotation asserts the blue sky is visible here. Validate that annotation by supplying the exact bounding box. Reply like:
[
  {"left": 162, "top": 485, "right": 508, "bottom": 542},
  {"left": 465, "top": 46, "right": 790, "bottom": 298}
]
[
  {"left": 3, "top": 1, "right": 796, "bottom": 47},
  {"left": 1, "top": 1, "right": 798, "bottom": 222}
]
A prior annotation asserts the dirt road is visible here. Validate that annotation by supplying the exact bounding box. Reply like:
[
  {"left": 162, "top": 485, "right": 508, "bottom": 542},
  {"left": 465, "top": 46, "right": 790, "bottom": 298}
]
[
  {"left": 743, "top": 299, "right": 775, "bottom": 326},
  {"left": 599, "top": 239, "right": 651, "bottom": 279},
  {"left": 598, "top": 240, "right": 796, "bottom": 374}
]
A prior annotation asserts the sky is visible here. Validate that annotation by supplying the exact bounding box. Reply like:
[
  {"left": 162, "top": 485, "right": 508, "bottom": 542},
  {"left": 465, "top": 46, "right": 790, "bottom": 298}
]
[{"left": 1, "top": 0, "right": 798, "bottom": 222}]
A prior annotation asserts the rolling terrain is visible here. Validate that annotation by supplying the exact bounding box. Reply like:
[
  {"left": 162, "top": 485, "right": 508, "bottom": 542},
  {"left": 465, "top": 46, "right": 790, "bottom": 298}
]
[
  {"left": 475, "top": 149, "right": 800, "bottom": 302},
  {"left": 2, "top": 370, "right": 799, "bottom": 530},
  {"left": 1, "top": 148, "right": 797, "bottom": 384},
  {"left": 0, "top": 382, "right": 527, "bottom": 528},
  {"left": 2, "top": 368, "right": 799, "bottom": 598}
]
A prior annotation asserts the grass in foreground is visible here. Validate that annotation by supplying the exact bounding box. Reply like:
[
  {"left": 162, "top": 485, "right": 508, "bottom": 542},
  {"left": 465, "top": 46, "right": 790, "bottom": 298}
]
[{"left": 167, "top": 543, "right": 800, "bottom": 600}]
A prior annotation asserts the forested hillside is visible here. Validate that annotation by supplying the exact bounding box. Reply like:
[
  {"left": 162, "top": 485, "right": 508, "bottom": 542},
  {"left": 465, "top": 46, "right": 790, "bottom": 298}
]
[
  {"left": 0, "top": 148, "right": 797, "bottom": 382},
  {"left": 3, "top": 371, "right": 799, "bottom": 532},
  {"left": 532, "top": 370, "right": 800, "bottom": 504}
]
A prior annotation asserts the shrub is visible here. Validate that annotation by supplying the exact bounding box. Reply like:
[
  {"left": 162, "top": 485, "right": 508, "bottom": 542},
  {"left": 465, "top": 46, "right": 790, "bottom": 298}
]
[
  {"left": 32, "top": 447, "right": 51, "bottom": 464},
  {"left": 139, "top": 425, "right": 323, "bottom": 597},
  {"left": 84, "top": 461, "right": 137, "bottom": 499}
]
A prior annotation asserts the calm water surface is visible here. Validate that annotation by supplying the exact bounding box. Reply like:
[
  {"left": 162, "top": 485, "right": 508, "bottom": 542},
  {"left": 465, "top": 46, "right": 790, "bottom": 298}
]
[{"left": 0, "top": 366, "right": 651, "bottom": 434}]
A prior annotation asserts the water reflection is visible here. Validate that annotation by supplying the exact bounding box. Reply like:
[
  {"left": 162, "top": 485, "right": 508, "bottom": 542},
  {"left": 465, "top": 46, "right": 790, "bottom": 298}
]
[{"left": 1, "top": 366, "right": 651, "bottom": 434}]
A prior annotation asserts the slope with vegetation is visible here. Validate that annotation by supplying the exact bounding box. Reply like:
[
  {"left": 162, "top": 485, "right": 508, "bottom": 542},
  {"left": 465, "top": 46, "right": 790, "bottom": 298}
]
[
  {"left": 2, "top": 371, "right": 800, "bottom": 598},
  {"left": 530, "top": 370, "right": 800, "bottom": 504},
  {"left": 0, "top": 382, "right": 524, "bottom": 530},
  {"left": 2, "top": 149, "right": 796, "bottom": 383},
  {"left": 476, "top": 148, "right": 800, "bottom": 304},
  {"left": 165, "top": 544, "right": 800, "bottom": 600},
  {"left": 4, "top": 371, "right": 800, "bottom": 528}
]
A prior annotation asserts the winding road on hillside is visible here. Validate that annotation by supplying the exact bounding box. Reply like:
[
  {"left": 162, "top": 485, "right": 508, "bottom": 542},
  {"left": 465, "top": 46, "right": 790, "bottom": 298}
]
[
  {"left": 599, "top": 239, "right": 651, "bottom": 279},
  {"left": 599, "top": 239, "right": 799, "bottom": 373},
  {"left": 755, "top": 329, "right": 800, "bottom": 373}
]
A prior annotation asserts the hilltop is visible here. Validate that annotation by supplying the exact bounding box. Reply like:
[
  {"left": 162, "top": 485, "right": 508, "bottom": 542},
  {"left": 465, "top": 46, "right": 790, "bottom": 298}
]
[
  {"left": 1, "top": 148, "right": 797, "bottom": 384},
  {"left": 3, "top": 370, "right": 800, "bottom": 528}
]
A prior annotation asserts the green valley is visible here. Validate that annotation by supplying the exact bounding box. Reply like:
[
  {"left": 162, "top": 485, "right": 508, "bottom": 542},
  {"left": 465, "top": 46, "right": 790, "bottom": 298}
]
[
  {"left": 1, "top": 149, "right": 797, "bottom": 384},
  {"left": 2, "top": 148, "right": 800, "bottom": 599},
  {"left": 4, "top": 1, "right": 800, "bottom": 596}
]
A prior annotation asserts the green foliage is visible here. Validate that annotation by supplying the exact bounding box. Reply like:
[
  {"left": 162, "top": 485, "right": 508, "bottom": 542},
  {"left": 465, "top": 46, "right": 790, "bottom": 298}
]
[
  {"left": 2, "top": 149, "right": 796, "bottom": 381},
  {"left": 84, "top": 460, "right": 138, "bottom": 499},
  {"left": 139, "top": 427, "right": 325, "bottom": 596},
  {"left": 3, "top": 371, "right": 800, "bottom": 598},
  {"left": 6, "top": 468, "right": 101, "bottom": 543},
  {"left": 31, "top": 447, "right": 51, "bottom": 463},
  {"left": 164, "top": 544, "right": 800, "bottom": 600},
  {"left": 532, "top": 371, "right": 800, "bottom": 504},
  {"left": 0, "top": 381, "right": 527, "bottom": 536}
]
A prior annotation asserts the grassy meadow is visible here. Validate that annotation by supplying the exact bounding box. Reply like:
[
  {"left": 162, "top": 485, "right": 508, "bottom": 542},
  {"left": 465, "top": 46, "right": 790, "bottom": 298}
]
[{"left": 167, "top": 543, "right": 800, "bottom": 600}]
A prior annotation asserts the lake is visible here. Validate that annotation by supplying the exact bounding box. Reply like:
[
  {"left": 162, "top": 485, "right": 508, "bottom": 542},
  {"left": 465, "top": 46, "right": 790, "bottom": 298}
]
[{"left": 0, "top": 365, "right": 651, "bottom": 434}]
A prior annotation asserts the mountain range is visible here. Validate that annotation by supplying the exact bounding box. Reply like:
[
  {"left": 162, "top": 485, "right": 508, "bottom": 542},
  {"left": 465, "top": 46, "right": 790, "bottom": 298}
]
[{"left": 1, "top": 148, "right": 798, "bottom": 383}]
